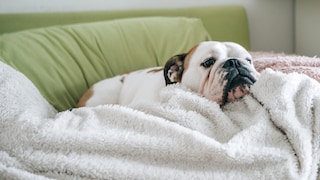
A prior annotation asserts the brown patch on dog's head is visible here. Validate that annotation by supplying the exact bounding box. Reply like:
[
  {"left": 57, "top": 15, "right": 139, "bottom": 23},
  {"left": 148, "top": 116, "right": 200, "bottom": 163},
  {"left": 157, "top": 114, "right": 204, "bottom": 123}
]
[
  {"left": 181, "top": 45, "right": 198, "bottom": 74},
  {"left": 163, "top": 44, "right": 199, "bottom": 85}
]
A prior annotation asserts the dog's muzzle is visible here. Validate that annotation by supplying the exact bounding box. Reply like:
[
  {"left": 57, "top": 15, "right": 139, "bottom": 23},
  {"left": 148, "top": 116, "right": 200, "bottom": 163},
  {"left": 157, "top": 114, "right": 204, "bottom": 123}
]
[{"left": 221, "top": 58, "right": 257, "bottom": 105}]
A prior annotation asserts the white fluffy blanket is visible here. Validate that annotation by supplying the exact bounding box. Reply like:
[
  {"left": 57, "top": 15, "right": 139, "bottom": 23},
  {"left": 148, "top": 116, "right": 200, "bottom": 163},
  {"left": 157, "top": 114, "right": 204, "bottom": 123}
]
[{"left": 1, "top": 61, "right": 320, "bottom": 179}]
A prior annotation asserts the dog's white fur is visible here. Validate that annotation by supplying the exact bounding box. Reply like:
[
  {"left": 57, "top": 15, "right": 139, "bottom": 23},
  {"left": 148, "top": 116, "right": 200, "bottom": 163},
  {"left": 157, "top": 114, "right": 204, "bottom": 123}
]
[{"left": 77, "top": 41, "right": 259, "bottom": 107}]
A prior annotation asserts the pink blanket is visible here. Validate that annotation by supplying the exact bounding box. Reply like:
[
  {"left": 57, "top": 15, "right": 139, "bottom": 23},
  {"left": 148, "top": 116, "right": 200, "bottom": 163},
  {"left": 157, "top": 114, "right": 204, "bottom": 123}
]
[{"left": 252, "top": 51, "right": 320, "bottom": 82}]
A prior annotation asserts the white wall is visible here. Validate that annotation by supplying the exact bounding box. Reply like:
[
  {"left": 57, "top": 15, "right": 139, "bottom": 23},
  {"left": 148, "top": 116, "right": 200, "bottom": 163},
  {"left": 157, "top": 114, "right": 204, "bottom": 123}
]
[
  {"left": 295, "top": 0, "right": 320, "bottom": 57},
  {"left": 0, "top": 0, "right": 294, "bottom": 53}
]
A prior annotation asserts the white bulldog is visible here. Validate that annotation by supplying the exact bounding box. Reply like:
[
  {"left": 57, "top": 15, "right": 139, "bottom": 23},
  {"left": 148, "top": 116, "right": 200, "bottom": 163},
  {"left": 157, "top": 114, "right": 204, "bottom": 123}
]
[{"left": 77, "top": 41, "right": 259, "bottom": 107}]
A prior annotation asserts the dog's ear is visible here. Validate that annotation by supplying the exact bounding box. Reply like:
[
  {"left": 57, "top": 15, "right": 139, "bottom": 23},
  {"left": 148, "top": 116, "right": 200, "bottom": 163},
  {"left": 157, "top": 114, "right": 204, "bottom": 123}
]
[{"left": 163, "top": 53, "right": 187, "bottom": 85}]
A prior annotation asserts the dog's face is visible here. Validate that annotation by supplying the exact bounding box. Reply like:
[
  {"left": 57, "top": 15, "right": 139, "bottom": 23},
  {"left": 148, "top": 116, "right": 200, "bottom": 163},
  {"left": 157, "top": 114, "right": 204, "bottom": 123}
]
[{"left": 164, "top": 41, "right": 259, "bottom": 105}]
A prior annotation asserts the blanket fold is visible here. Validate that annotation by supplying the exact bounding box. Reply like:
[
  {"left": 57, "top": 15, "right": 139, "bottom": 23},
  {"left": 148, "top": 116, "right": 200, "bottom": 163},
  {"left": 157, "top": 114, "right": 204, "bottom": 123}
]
[
  {"left": 1, "top": 64, "right": 320, "bottom": 179},
  {"left": 251, "top": 69, "right": 320, "bottom": 179}
]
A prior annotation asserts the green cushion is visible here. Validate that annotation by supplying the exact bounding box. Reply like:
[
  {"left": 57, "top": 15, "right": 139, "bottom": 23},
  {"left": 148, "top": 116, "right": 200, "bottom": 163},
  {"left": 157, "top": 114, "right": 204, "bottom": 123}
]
[
  {"left": 0, "top": 6, "right": 250, "bottom": 49},
  {"left": 0, "top": 17, "right": 211, "bottom": 111}
]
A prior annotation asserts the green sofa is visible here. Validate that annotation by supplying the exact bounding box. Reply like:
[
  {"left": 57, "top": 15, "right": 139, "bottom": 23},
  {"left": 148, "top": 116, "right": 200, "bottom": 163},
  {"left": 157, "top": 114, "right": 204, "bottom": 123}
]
[{"left": 0, "top": 5, "right": 250, "bottom": 111}]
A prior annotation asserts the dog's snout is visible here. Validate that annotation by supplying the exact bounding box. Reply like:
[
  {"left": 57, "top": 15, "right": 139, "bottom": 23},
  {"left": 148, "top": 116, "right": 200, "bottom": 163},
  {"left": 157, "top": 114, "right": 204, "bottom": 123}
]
[{"left": 222, "top": 58, "right": 242, "bottom": 69}]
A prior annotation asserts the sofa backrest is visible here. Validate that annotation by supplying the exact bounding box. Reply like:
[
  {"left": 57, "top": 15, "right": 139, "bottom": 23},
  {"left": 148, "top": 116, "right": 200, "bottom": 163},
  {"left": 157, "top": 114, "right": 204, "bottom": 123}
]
[
  {"left": 0, "top": 17, "right": 210, "bottom": 111},
  {"left": 0, "top": 6, "right": 250, "bottom": 49}
]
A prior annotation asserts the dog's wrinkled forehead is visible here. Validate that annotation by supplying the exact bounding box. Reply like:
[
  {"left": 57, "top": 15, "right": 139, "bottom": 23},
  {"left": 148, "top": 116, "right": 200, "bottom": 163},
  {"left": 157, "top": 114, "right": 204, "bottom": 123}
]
[{"left": 188, "top": 41, "right": 252, "bottom": 66}]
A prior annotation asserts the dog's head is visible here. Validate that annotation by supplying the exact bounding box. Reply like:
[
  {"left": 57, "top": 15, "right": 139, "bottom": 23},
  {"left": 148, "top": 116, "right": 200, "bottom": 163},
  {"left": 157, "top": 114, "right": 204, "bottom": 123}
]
[{"left": 164, "top": 41, "right": 259, "bottom": 105}]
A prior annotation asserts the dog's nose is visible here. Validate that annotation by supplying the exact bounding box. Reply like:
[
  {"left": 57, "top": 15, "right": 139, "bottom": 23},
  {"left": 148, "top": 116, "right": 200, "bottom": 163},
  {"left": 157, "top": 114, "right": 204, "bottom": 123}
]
[{"left": 222, "top": 58, "right": 242, "bottom": 68}]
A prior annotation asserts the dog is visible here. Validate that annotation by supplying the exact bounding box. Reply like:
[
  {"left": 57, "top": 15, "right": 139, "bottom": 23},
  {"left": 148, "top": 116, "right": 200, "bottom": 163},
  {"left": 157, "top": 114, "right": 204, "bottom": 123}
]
[{"left": 77, "top": 41, "right": 259, "bottom": 107}]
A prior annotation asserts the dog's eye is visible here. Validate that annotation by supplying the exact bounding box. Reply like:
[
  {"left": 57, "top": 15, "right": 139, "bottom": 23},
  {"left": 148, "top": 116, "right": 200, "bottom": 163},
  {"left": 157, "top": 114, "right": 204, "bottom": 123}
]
[
  {"left": 201, "top": 57, "right": 216, "bottom": 68},
  {"left": 246, "top": 58, "right": 252, "bottom": 64}
]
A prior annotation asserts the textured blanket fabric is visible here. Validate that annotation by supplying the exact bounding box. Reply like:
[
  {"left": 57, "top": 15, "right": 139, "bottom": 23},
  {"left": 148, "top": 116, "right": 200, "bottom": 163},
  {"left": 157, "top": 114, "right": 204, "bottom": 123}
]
[
  {"left": 252, "top": 51, "right": 320, "bottom": 82},
  {"left": 0, "top": 59, "right": 320, "bottom": 179}
]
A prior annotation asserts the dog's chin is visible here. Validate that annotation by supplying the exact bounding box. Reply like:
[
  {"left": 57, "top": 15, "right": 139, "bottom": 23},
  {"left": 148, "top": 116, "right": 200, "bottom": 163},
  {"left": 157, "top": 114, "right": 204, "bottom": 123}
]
[
  {"left": 225, "top": 84, "right": 251, "bottom": 103},
  {"left": 222, "top": 75, "right": 255, "bottom": 105}
]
